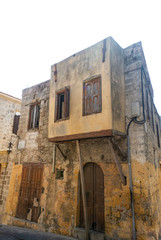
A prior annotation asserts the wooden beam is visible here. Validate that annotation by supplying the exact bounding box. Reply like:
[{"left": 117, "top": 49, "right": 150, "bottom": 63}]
[
  {"left": 56, "top": 145, "right": 67, "bottom": 160},
  {"left": 76, "top": 140, "right": 89, "bottom": 240},
  {"left": 48, "top": 129, "right": 113, "bottom": 142},
  {"left": 111, "top": 138, "right": 127, "bottom": 161},
  {"left": 108, "top": 140, "right": 126, "bottom": 186}
]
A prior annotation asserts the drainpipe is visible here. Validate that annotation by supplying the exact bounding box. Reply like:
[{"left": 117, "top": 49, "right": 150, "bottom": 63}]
[{"left": 127, "top": 119, "right": 136, "bottom": 240}]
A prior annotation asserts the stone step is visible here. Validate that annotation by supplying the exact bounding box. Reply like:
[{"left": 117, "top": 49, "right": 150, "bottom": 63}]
[{"left": 74, "top": 227, "right": 105, "bottom": 240}]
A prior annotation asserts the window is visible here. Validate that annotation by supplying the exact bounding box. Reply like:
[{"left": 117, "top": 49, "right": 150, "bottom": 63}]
[
  {"left": 28, "top": 103, "right": 40, "bottom": 129},
  {"left": 12, "top": 112, "right": 20, "bottom": 135},
  {"left": 151, "top": 101, "right": 155, "bottom": 132},
  {"left": 56, "top": 169, "right": 64, "bottom": 179},
  {"left": 146, "top": 90, "right": 150, "bottom": 120},
  {"left": 83, "top": 76, "right": 102, "bottom": 116},
  {"left": 55, "top": 87, "right": 70, "bottom": 121},
  {"left": 156, "top": 123, "right": 160, "bottom": 148}
]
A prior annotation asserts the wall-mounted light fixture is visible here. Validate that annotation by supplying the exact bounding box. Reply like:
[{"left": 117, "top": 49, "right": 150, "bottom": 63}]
[{"left": 7, "top": 141, "right": 13, "bottom": 154}]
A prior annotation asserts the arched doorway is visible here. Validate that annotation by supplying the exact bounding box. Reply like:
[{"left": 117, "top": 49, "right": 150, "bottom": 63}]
[{"left": 80, "top": 162, "right": 104, "bottom": 232}]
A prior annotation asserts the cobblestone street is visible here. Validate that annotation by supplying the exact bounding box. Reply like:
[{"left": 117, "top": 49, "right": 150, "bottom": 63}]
[{"left": 0, "top": 225, "right": 77, "bottom": 240}]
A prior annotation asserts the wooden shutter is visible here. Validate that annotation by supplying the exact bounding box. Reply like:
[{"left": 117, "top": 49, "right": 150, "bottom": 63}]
[
  {"left": 64, "top": 87, "right": 70, "bottom": 118},
  {"left": 84, "top": 77, "right": 101, "bottom": 115},
  {"left": 93, "top": 78, "right": 101, "bottom": 113},
  {"left": 55, "top": 92, "right": 58, "bottom": 121},
  {"left": 55, "top": 88, "right": 70, "bottom": 121},
  {"left": 13, "top": 114, "right": 20, "bottom": 135},
  {"left": 85, "top": 83, "right": 92, "bottom": 115},
  {"left": 29, "top": 105, "right": 34, "bottom": 129}
]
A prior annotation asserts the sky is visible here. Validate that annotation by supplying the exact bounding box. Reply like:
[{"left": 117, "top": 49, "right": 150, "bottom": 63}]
[{"left": 0, "top": 0, "right": 161, "bottom": 114}]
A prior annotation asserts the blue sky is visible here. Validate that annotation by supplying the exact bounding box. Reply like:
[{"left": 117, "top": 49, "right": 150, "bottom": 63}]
[{"left": 0, "top": 0, "right": 161, "bottom": 114}]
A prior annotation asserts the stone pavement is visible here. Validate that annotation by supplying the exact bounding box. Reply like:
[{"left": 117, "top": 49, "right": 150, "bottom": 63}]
[{"left": 0, "top": 224, "right": 78, "bottom": 240}]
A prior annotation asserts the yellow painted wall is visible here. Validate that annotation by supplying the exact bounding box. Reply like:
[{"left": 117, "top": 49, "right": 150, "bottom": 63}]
[
  {"left": 48, "top": 37, "right": 125, "bottom": 140},
  {"left": 3, "top": 164, "right": 22, "bottom": 224}
]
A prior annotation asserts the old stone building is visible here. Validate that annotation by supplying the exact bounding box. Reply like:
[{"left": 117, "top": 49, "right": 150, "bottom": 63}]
[
  {"left": 1, "top": 37, "right": 161, "bottom": 240},
  {"left": 0, "top": 92, "right": 21, "bottom": 221}
]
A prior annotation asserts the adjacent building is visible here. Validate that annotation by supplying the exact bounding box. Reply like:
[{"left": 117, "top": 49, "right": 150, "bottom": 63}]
[
  {"left": 0, "top": 92, "right": 21, "bottom": 221},
  {"left": 1, "top": 37, "right": 161, "bottom": 240}
]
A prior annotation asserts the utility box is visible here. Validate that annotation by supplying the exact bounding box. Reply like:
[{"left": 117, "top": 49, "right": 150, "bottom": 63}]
[
  {"left": 131, "top": 102, "right": 140, "bottom": 118},
  {"left": 48, "top": 37, "right": 125, "bottom": 142}
]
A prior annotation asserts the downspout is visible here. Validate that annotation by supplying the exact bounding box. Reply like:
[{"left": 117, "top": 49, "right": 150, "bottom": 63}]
[
  {"left": 127, "top": 119, "right": 136, "bottom": 240},
  {"left": 126, "top": 66, "right": 146, "bottom": 240}
]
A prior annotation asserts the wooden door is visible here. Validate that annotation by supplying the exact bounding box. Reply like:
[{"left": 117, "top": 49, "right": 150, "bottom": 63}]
[
  {"left": 16, "top": 163, "right": 43, "bottom": 222},
  {"left": 80, "top": 163, "right": 104, "bottom": 232}
]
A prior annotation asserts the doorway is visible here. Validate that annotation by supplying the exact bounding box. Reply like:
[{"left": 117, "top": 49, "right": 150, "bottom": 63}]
[
  {"left": 16, "top": 163, "right": 43, "bottom": 222},
  {"left": 80, "top": 162, "right": 104, "bottom": 232}
]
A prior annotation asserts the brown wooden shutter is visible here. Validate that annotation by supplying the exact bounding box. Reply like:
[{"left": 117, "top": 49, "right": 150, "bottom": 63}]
[
  {"left": 93, "top": 79, "right": 100, "bottom": 113},
  {"left": 84, "top": 77, "right": 101, "bottom": 115},
  {"left": 85, "top": 83, "right": 92, "bottom": 114},
  {"left": 13, "top": 114, "right": 20, "bottom": 135},
  {"left": 64, "top": 87, "right": 70, "bottom": 118},
  {"left": 55, "top": 93, "right": 58, "bottom": 121}
]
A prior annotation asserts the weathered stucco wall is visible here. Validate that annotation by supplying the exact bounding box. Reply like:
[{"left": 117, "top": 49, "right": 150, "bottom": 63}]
[
  {"left": 49, "top": 37, "right": 125, "bottom": 141},
  {"left": 0, "top": 93, "right": 21, "bottom": 151},
  {"left": 3, "top": 163, "right": 23, "bottom": 223},
  {"left": 110, "top": 38, "right": 125, "bottom": 133},
  {"left": 0, "top": 93, "right": 21, "bottom": 223}
]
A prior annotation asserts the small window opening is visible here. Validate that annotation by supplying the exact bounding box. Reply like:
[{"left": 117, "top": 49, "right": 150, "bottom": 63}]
[
  {"left": 59, "top": 93, "right": 65, "bottom": 119},
  {"left": 151, "top": 101, "right": 155, "bottom": 132},
  {"left": 56, "top": 169, "right": 64, "bottom": 179},
  {"left": 55, "top": 87, "right": 70, "bottom": 121},
  {"left": 146, "top": 90, "right": 150, "bottom": 120},
  {"left": 28, "top": 103, "right": 40, "bottom": 129},
  {"left": 156, "top": 123, "right": 160, "bottom": 148},
  {"left": 12, "top": 112, "right": 20, "bottom": 135}
]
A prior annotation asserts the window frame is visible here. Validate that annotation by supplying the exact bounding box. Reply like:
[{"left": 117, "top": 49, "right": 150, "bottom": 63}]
[
  {"left": 28, "top": 102, "right": 40, "bottom": 130},
  {"left": 54, "top": 87, "right": 70, "bottom": 122},
  {"left": 83, "top": 76, "right": 102, "bottom": 116}
]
